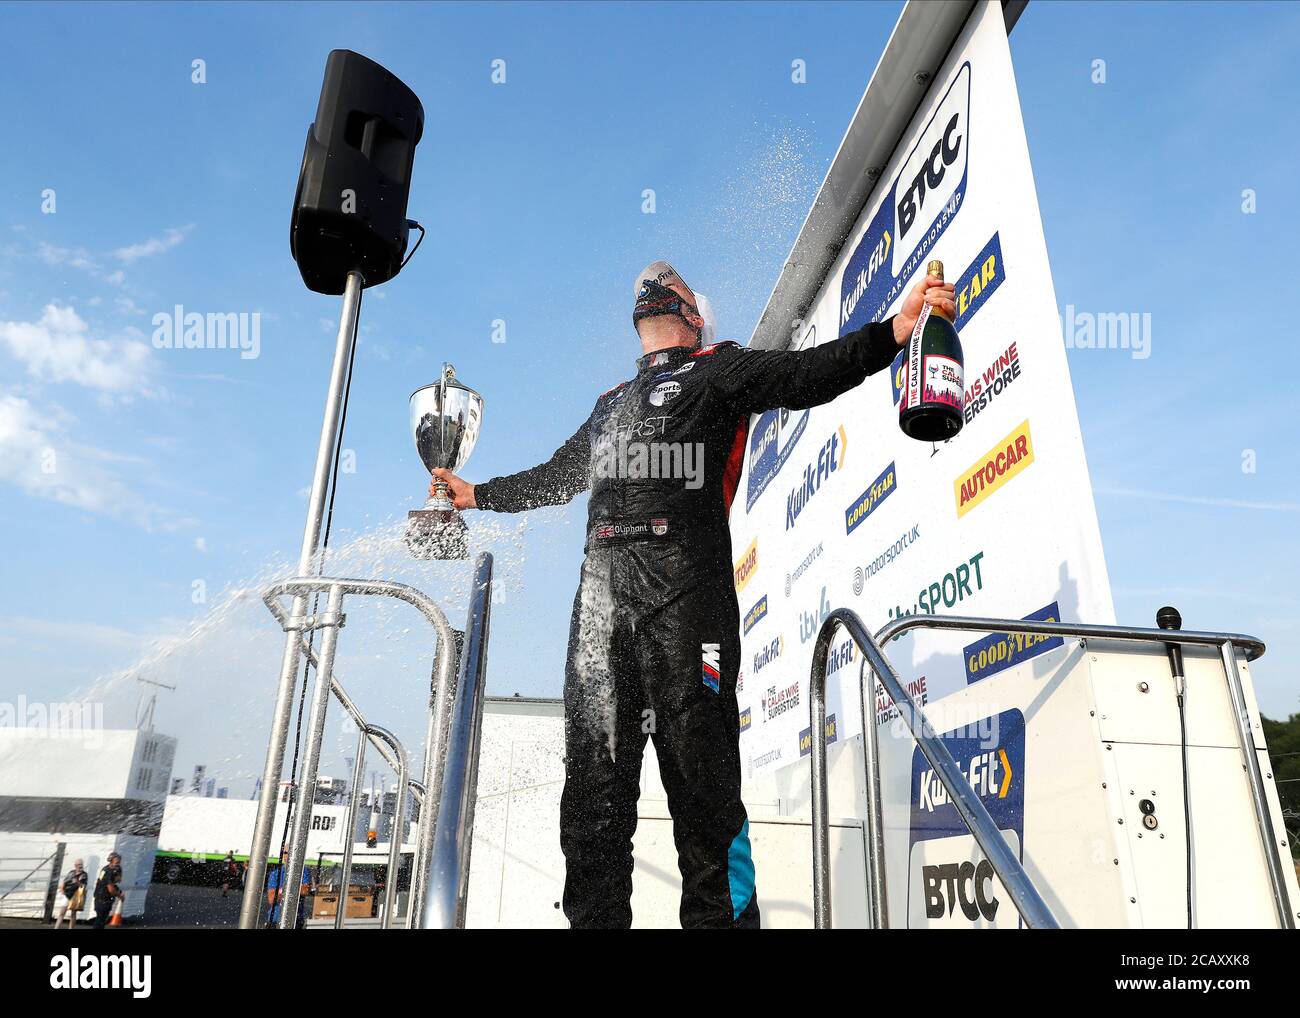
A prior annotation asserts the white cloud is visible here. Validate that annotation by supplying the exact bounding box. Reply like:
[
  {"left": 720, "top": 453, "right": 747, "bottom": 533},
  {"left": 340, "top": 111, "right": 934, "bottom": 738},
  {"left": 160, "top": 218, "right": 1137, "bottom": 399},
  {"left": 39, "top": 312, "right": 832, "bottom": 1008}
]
[
  {"left": 113, "top": 226, "right": 191, "bottom": 264},
  {"left": 1095, "top": 486, "right": 1300, "bottom": 513},
  {"left": 0, "top": 304, "right": 154, "bottom": 395},
  {"left": 0, "top": 391, "right": 179, "bottom": 530},
  {"left": 194, "top": 536, "right": 207, "bottom": 553}
]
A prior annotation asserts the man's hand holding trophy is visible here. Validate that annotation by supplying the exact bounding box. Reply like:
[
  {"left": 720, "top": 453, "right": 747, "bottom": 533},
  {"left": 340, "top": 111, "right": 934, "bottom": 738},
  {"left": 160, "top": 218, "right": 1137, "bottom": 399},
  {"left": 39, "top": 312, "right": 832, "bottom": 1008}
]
[{"left": 406, "top": 363, "right": 483, "bottom": 560}]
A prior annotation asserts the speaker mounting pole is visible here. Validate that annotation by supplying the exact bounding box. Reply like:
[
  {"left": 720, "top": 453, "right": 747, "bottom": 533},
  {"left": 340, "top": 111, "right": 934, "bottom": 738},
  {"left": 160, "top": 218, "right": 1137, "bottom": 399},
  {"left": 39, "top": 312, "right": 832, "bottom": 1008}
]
[{"left": 239, "top": 270, "right": 364, "bottom": 929}]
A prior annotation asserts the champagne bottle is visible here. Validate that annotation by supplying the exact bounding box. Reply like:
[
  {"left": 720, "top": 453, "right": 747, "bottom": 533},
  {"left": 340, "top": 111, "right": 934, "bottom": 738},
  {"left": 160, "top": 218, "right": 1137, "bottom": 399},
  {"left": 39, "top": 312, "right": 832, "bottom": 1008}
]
[{"left": 899, "top": 259, "right": 964, "bottom": 442}]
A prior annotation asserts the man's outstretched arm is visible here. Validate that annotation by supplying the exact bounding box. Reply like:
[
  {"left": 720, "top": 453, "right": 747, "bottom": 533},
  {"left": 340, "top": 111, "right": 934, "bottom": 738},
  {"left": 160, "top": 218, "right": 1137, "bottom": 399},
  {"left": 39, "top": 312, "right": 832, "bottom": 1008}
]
[
  {"left": 432, "top": 416, "right": 592, "bottom": 513},
  {"left": 708, "top": 275, "right": 955, "bottom": 416}
]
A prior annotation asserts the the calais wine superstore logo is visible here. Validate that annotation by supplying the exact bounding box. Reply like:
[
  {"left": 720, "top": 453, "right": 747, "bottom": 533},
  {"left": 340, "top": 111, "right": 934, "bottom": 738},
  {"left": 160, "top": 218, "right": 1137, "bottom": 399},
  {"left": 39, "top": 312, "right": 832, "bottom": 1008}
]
[
  {"left": 762, "top": 679, "right": 801, "bottom": 723},
  {"left": 839, "top": 62, "right": 971, "bottom": 337},
  {"left": 964, "top": 339, "right": 1022, "bottom": 425},
  {"left": 954, "top": 419, "right": 1035, "bottom": 517},
  {"left": 786, "top": 426, "right": 847, "bottom": 530}
]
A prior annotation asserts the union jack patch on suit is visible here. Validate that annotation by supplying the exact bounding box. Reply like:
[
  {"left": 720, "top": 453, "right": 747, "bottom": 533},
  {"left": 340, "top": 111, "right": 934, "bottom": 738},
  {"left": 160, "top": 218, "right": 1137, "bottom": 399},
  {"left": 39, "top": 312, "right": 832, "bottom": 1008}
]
[{"left": 701, "top": 642, "right": 721, "bottom": 693}]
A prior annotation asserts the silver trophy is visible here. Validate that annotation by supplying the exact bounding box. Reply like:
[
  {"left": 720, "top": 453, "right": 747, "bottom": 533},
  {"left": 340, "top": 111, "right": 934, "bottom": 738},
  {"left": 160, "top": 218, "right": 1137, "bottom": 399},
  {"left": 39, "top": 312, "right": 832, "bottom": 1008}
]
[{"left": 406, "top": 363, "right": 484, "bottom": 560}]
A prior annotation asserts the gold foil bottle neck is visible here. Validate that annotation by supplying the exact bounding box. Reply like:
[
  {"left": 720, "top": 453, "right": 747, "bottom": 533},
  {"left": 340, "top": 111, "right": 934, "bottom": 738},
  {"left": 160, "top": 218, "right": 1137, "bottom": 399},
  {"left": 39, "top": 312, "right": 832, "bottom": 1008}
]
[{"left": 926, "top": 259, "right": 944, "bottom": 281}]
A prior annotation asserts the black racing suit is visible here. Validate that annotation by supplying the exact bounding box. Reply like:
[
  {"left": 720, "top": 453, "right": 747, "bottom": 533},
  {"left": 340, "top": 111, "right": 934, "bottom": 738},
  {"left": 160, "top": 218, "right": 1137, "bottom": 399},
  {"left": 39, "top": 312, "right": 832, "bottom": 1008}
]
[{"left": 474, "top": 318, "right": 898, "bottom": 928}]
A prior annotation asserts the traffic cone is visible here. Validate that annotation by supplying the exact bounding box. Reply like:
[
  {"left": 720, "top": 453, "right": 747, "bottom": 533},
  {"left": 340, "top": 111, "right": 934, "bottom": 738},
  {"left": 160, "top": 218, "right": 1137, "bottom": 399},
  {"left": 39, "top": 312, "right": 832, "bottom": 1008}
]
[{"left": 108, "top": 895, "right": 124, "bottom": 927}]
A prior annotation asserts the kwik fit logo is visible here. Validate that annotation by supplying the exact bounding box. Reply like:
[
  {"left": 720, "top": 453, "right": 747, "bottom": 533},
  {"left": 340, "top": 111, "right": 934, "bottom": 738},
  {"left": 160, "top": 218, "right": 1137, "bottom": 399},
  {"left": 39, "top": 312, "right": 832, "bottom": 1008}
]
[
  {"left": 752, "top": 636, "right": 784, "bottom": 673},
  {"left": 786, "top": 425, "right": 846, "bottom": 529}
]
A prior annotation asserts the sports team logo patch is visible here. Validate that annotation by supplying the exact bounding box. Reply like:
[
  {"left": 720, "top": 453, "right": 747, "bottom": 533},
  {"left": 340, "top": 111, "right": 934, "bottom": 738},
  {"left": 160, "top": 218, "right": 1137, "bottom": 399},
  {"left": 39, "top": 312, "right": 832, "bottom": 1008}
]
[
  {"left": 701, "top": 642, "right": 721, "bottom": 693},
  {"left": 651, "top": 518, "right": 668, "bottom": 535}
]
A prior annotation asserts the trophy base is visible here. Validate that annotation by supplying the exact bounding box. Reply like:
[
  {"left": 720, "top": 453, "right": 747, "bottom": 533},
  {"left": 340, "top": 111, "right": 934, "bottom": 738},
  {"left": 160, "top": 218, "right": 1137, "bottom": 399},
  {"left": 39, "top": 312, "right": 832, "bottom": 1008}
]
[{"left": 406, "top": 508, "right": 469, "bottom": 560}]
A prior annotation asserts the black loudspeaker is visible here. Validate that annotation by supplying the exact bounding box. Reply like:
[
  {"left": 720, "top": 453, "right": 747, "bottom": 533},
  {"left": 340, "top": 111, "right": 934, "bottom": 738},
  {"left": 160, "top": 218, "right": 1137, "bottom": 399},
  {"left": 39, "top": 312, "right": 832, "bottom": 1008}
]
[{"left": 290, "top": 50, "right": 425, "bottom": 294}]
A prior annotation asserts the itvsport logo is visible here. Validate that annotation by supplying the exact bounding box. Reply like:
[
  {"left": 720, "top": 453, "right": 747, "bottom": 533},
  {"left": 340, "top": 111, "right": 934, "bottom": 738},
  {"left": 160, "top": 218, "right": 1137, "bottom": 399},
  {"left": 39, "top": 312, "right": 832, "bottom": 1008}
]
[{"left": 786, "top": 426, "right": 847, "bottom": 530}]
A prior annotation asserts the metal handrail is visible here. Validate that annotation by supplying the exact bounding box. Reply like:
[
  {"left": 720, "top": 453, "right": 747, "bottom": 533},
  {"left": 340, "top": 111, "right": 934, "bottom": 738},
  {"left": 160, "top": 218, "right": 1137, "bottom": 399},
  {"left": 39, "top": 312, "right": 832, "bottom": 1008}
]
[
  {"left": 332, "top": 723, "right": 408, "bottom": 930},
  {"left": 252, "top": 575, "right": 458, "bottom": 929},
  {"left": 809, "top": 611, "right": 1293, "bottom": 930},
  {"left": 423, "top": 553, "right": 494, "bottom": 929},
  {"left": 809, "top": 608, "right": 1058, "bottom": 929}
]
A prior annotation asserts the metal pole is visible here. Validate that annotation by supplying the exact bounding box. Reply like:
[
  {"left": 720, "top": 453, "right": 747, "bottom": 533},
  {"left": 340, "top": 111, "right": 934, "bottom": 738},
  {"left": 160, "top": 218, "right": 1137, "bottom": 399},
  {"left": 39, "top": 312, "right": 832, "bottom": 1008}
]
[
  {"left": 240, "top": 269, "right": 364, "bottom": 928},
  {"left": 1219, "top": 641, "right": 1296, "bottom": 928},
  {"left": 279, "top": 583, "right": 346, "bottom": 928},
  {"left": 857, "top": 660, "right": 888, "bottom": 928},
  {"left": 334, "top": 727, "right": 368, "bottom": 930},
  {"left": 424, "top": 554, "right": 493, "bottom": 929},
  {"left": 361, "top": 724, "right": 408, "bottom": 929},
  {"left": 410, "top": 629, "right": 461, "bottom": 926}
]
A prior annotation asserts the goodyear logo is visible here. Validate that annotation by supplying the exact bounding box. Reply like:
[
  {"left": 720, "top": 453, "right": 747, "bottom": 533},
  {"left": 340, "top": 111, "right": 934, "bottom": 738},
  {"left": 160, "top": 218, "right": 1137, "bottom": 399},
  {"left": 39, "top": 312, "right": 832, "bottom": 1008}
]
[
  {"left": 743, "top": 595, "right": 769, "bottom": 635},
  {"left": 954, "top": 419, "right": 1034, "bottom": 517},
  {"left": 734, "top": 537, "right": 758, "bottom": 593},
  {"left": 798, "top": 713, "right": 838, "bottom": 758},
  {"left": 964, "top": 602, "right": 1064, "bottom": 685},
  {"left": 953, "top": 232, "right": 1004, "bottom": 327},
  {"left": 845, "top": 461, "right": 898, "bottom": 535},
  {"left": 739, "top": 706, "right": 752, "bottom": 733}
]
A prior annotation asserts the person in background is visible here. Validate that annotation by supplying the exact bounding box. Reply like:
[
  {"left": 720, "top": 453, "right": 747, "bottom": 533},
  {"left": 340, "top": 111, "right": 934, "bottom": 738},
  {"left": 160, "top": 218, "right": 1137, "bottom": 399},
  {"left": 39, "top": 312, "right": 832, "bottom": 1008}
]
[
  {"left": 91, "top": 852, "right": 123, "bottom": 929},
  {"left": 53, "top": 858, "right": 88, "bottom": 928},
  {"left": 221, "top": 850, "right": 240, "bottom": 898},
  {"left": 264, "top": 844, "right": 312, "bottom": 929}
]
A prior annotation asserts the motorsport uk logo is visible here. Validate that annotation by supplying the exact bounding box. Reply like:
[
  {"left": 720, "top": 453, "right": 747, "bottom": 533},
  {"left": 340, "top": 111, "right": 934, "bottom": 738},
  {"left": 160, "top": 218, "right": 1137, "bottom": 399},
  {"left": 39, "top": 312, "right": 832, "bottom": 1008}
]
[
  {"left": 786, "top": 425, "right": 847, "bottom": 530},
  {"left": 853, "top": 523, "right": 920, "bottom": 595},
  {"left": 954, "top": 419, "right": 1035, "bottom": 518},
  {"left": 785, "top": 542, "right": 822, "bottom": 597}
]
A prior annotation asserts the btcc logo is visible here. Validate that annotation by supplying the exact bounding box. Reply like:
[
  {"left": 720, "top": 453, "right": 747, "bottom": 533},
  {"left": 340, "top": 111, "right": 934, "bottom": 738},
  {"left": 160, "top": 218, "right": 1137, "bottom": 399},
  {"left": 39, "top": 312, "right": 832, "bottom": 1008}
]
[
  {"left": 894, "top": 63, "right": 969, "bottom": 263},
  {"left": 922, "top": 860, "right": 999, "bottom": 921},
  {"left": 954, "top": 419, "right": 1034, "bottom": 517}
]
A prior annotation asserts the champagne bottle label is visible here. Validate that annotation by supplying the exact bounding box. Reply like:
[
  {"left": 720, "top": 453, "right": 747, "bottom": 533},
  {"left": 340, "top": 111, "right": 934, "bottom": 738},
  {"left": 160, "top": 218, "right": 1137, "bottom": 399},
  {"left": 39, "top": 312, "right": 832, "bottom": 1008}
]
[
  {"left": 921, "top": 353, "right": 963, "bottom": 411},
  {"left": 903, "top": 301, "right": 931, "bottom": 412}
]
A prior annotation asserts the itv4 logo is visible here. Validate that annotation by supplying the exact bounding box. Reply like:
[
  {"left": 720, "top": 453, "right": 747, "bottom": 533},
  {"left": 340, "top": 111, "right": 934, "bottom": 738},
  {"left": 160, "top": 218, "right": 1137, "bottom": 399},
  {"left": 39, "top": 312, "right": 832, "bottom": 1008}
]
[{"left": 799, "top": 586, "right": 832, "bottom": 644}]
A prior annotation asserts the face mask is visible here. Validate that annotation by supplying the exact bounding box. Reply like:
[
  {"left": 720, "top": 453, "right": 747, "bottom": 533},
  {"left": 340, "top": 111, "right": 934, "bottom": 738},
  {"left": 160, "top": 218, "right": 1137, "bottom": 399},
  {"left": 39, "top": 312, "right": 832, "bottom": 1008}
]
[{"left": 633, "top": 278, "right": 700, "bottom": 335}]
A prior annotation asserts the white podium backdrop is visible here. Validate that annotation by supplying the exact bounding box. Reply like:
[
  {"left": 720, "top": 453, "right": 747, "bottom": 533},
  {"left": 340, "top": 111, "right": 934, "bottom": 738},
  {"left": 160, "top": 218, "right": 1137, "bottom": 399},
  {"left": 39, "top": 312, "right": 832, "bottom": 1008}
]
[{"left": 731, "top": 1, "right": 1115, "bottom": 776}]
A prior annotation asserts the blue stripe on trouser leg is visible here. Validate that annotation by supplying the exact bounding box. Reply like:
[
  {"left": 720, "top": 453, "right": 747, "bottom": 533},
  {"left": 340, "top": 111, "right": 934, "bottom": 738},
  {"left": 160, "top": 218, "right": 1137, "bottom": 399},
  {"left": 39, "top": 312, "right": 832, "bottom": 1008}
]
[{"left": 728, "top": 819, "right": 755, "bottom": 920}]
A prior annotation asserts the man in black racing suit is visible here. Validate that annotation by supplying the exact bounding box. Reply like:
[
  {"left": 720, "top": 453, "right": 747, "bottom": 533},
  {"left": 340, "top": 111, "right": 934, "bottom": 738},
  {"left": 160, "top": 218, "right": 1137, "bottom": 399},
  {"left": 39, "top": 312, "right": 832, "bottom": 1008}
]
[{"left": 432, "top": 260, "right": 954, "bottom": 928}]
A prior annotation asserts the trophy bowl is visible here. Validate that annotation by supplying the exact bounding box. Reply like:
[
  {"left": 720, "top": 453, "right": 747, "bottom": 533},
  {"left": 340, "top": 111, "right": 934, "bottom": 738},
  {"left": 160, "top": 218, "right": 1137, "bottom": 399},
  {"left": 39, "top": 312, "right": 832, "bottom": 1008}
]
[{"left": 406, "top": 363, "right": 483, "bottom": 560}]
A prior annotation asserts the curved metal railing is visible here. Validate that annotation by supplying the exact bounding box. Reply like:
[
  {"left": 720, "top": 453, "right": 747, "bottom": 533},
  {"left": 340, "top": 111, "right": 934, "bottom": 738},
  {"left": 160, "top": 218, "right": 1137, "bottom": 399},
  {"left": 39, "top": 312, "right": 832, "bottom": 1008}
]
[{"left": 808, "top": 610, "right": 1289, "bottom": 929}]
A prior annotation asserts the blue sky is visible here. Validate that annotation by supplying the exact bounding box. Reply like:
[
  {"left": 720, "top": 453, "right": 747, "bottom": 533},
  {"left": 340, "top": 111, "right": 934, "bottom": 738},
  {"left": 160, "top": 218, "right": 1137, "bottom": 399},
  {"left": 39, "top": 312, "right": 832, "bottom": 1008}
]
[{"left": 1, "top": 1, "right": 1297, "bottom": 791}]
